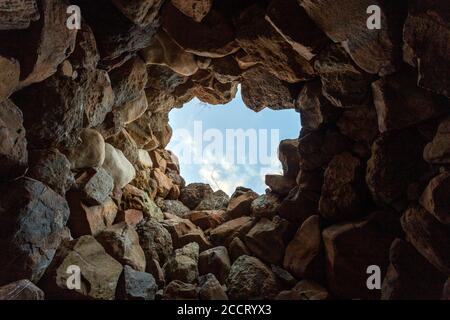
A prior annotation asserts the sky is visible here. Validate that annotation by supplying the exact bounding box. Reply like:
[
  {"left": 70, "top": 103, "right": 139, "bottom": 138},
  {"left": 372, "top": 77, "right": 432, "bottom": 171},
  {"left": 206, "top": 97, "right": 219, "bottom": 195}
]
[{"left": 167, "top": 86, "right": 300, "bottom": 195}]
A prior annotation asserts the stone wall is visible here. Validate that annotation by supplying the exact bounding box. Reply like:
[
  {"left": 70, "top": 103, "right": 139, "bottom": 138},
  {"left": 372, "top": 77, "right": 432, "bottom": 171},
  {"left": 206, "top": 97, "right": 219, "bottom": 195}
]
[{"left": 0, "top": 0, "right": 449, "bottom": 300}]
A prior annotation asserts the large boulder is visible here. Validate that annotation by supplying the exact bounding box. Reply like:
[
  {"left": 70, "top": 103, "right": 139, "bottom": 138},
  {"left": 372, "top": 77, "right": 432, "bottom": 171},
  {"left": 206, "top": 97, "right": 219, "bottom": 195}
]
[
  {"left": 226, "top": 255, "right": 282, "bottom": 300},
  {"left": 0, "top": 0, "right": 77, "bottom": 88},
  {"left": 245, "top": 218, "right": 288, "bottom": 265},
  {"left": 27, "top": 148, "right": 74, "bottom": 196},
  {"left": 372, "top": 70, "right": 448, "bottom": 132},
  {"left": 381, "top": 239, "right": 447, "bottom": 300},
  {"left": 235, "top": 4, "right": 315, "bottom": 83},
  {"left": 96, "top": 222, "right": 147, "bottom": 272},
  {"left": 121, "top": 184, "right": 164, "bottom": 221},
  {"left": 401, "top": 206, "right": 450, "bottom": 275},
  {"left": 164, "top": 242, "right": 199, "bottom": 284},
  {"left": 227, "top": 188, "right": 259, "bottom": 219},
  {"left": 319, "top": 152, "right": 368, "bottom": 222},
  {"left": 179, "top": 183, "right": 214, "bottom": 210},
  {"left": 265, "top": 0, "right": 328, "bottom": 61},
  {"left": 116, "top": 265, "right": 157, "bottom": 300},
  {"left": 283, "top": 215, "right": 324, "bottom": 280},
  {"left": 39, "top": 236, "right": 123, "bottom": 300},
  {"left": 162, "top": 213, "right": 212, "bottom": 251},
  {"left": 161, "top": 2, "right": 238, "bottom": 58},
  {"left": 0, "top": 178, "right": 70, "bottom": 285},
  {"left": 299, "top": 0, "right": 406, "bottom": 75},
  {"left": 241, "top": 66, "right": 295, "bottom": 112},
  {"left": 65, "top": 129, "right": 106, "bottom": 170},
  {"left": 198, "top": 246, "right": 231, "bottom": 284},
  {"left": 314, "top": 43, "right": 374, "bottom": 107},
  {"left": 366, "top": 128, "right": 428, "bottom": 206},
  {"left": 102, "top": 143, "right": 136, "bottom": 189},
  {"left": 0, "top": 99, "right": 27, "bottom": 181},
  {"left": 403, "top": 2, "right": 450, "bottom": 98},
  {"left": 322, "top": 212, "right": 397, "bottom": 299},
  {"left": 420, "top": 172, "right": 450, "bottom": 225},
  {"left": 198, "top": 273, "right": 228, "bottom": 300},
  {"left": 137, "top": 220, "right": 173, "bottom": 268},
  {"left": 209, "top": 216, "right": 256, "bottom": 247}
]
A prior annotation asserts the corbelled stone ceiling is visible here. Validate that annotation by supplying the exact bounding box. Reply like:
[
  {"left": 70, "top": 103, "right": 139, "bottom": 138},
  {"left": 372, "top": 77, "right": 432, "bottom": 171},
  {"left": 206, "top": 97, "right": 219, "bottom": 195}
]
[{"left": 0, "top": 0, "right": 449, "bottom": 300}]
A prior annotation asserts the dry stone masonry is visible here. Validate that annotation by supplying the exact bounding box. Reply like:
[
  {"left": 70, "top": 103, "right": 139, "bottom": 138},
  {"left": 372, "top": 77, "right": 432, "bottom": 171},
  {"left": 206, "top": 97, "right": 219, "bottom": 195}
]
[{"left": 0, "top": 0, "right": 449, "bottom": 300}]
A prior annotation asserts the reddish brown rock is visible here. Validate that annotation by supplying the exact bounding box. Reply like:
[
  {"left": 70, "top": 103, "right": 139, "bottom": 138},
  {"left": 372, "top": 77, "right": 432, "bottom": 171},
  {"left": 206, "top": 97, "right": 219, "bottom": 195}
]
[
  {"left": 198, "top": 246, "right": 231, "bottom": 284},
  {"left": 314, "top": 44, "right": 374, "bottom": 107},
  {"left": 424, "top": 117, "right": 450, "bottom": 164},
  {"left": 319, "top": 152, "right": 368, "bottom": 222},
  {"left": 235, "top": 4, "right": 315, "bottom": 83},
  {"left": 241, "top": 66, "right": 295, "bottom": 112},
  {"left": 96, "top": 222, "right": 147, "bottom": 272},
  {"left": 162, "top": 213, "right": 212, "bottom": 251},
  {"left": 162, "top": 2, "right": 238, "bottom": 58},
  {"left": 152, "top": 168, "right": 174, "bottom": 198},
  {"left": 366, "top": 128, "right": 428, "bottom": 206},
  {"left": 372, "top": 70, "right": 448, "bottom": 133},
  {"left": 403, "top": 3, "right": 450, "bottom": 98},
  {"left": 381, "top": 239, "right": 447, "bottom": 300},
  {"left": 250, "top": 193, "right": 281, "bottom": 219},
  {"left": 266, "top": 0, "right": 328, "bottom": 61},
  {"left": 420, "top": 172, "right": 450, "bottom": 224},
  {"left": 226, "top": 255, "right": 282, "bottom": 300},
  {"left": 323, "top": 212, "right": 396, "bottom": 299},
  {"left": 278, "top": 187, "right": 319, "bottom": 225},
  {"left": 337, "top": 106, "right": 379, "bottom": 143},
  {"left": 245, "top": 218, "right": 287, "bottom": 265},
  {"left": 163, "top": 280, "right": 198, "bottom": 300},
  {"left": 283, "top": 215, "right": 324, "bottom": 280},
  {"left": 121, "top": 184, "right": 164, "bottom": 221},
  {"left": 72, "top": 0, "right": 158, "bottom": 62},
  {"left": 227, "top": 188, "right": 259, "bottom": 219},
  {"left": 265, "top": 174, "right": 295, "bottom": 201},
  {"left": 171, "top": 0, "right": 213, "bottom": 23},
  {"left": 67, "top": 194, "right": 118, "bottom": 238},
  {"left": 115, "top": 209, "right": 144, "bottom": 227},
  {"left": 0, "top": 279, "right": 44, "bottom": 300},
  {"left": 0, "top": 99, "right": 27, "bottom": 181},
  {"left": 209, "top": 216, "right": 256, "bottom": 247},
  {"left": 298, "top": 128, "right": 349, "bottom": 171},
  {"left": 110, "top": 56, "right": 148, "bottom": 107},
  {"left": 401, "top": 206, "right": 450, "bottom": 275},
  {"left": 228, "top": 237, "right": 251, "bottom": 262},
  {"left": 279, "top": 139, "right": 300, "bottom": 179},
  {"left": 0, "top": 0, "right": 77, "bottom": 88},
  {"left": 296, "top": 81, "right": 339, "bottom": 130},
  {"left": 184, "top": 210, "right": 225, "bottom": 231},
  {"left": 299, "top": 0, "right": 406, "bottom": 75}
]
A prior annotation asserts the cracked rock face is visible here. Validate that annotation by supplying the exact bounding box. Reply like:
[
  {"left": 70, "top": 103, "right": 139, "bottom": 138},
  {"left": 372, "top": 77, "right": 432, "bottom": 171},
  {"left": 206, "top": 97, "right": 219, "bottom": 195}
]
[{"left": 0, "top": 0, "right": 448, "bottom": 301}]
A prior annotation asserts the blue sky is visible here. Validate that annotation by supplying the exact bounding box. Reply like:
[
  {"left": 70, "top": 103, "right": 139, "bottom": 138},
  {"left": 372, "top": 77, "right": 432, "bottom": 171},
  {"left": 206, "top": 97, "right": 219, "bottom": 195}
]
[{"left": 167, "top": 87, "right": 300, "bottom": 195}]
